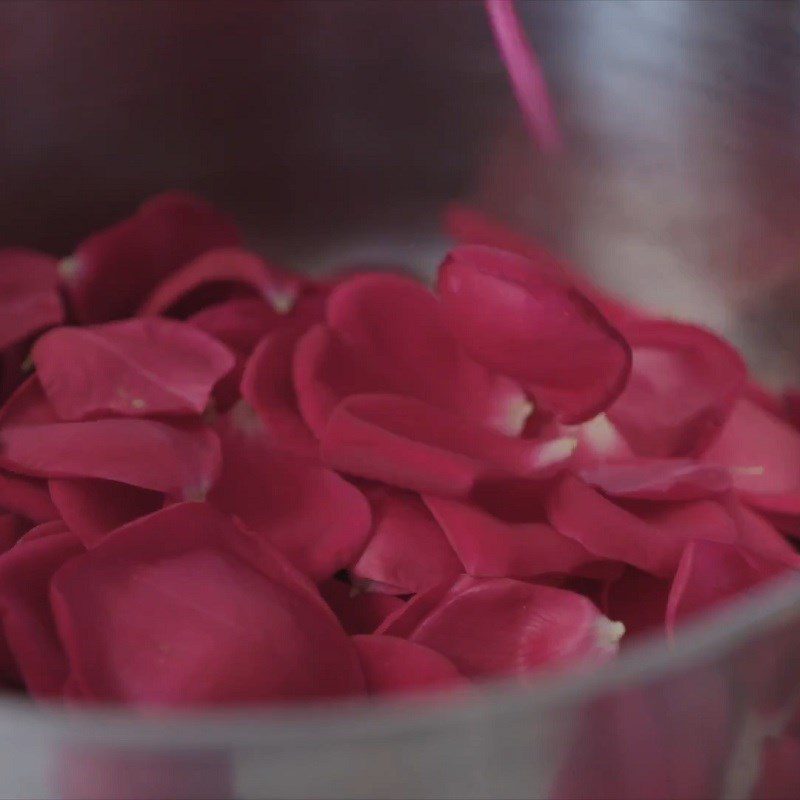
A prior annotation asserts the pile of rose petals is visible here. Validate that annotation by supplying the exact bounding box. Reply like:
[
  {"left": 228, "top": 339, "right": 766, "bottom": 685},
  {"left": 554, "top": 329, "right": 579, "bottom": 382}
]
[{"left": 0, "top": 192, "right": 798, "bottom": 709}]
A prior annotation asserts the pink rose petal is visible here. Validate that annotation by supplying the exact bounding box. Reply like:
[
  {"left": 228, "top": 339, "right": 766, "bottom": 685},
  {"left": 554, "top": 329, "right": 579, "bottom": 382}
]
[
  {"left": 578, "top": 458, "right": 731, "bottom": 501},
  {"left": 438, "top": 245, "right": 631, "bottom": 422},
  {"left": 424, "top": 493, "right": 593, "bottom": 579},
  {"left": 188, "top": 298, "right": 284, "bottom": 354},
  {"left": 604, "top": 568, "right": 671, "bottom": 638},
  {"left": 702, "top": 397, "right": 800, "bottom": 520},
  {"left": 294, "top": 273, "right": 529, "bottom": 437},
  {"left": 318, "top": 579, "right": 404, "bottom": 635},
  {"left": 546, "top": 475, "right": 740, "bottom": 577},
  {"left": 0, "top": 417, "right": 220, "bottom": 497},
  {"left": 608, "top": 319, "right": 747, "bottom": 457},
  {"left": 351, "top": 489, "right": 462, "bottom": 595},
  {"left": 60, "top": 192, "right": 240, "bottom": 323},
  {"left": 51, "top": 503, "right": 365, "bottom": 705},
  {"left": 139, "top": 247, "right": 300, "bottom": 318},
  {"left": 0, "top": 470, "right": 58, "bottom": 523},
  {"left": 33, "top": 318, "right": 234, "bottom": 420},
  {"left": 666, "top": 540, "right": 795, "bottom": 637},
  {"left": 320, "top": 393, "right": 576, "bottom": 497},
  {"left": 208, "top": 413, "right": 371, "bottom": 581},
  {"left": 352, "top": 634, "right": 467, "bottom": 695},
  {"left": 443, "top": 205, "right": 636, "bottom": 324},
  {"left": 49, "top": 479, "right": 164, "bottom": 548},
  {"left": 0, "top": 530, "right": 83, "bottom": 696},
  {"left": 405, "top": 576, "right": 623, "bottom": 679},
  {"left": 241, "top": 326, "right": 319, "bottom": 457},
  {"left": 0, "top": 249, "right": 64, "bottom": 350},
  {"left": 0, "top": 377, "right": 58, "bottom": 427}
]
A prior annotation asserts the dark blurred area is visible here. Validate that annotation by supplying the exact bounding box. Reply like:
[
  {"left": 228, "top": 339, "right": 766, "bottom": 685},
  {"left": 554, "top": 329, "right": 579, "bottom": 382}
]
[{"left": 2, "top": 0, "right": 800, "bottom": 380}]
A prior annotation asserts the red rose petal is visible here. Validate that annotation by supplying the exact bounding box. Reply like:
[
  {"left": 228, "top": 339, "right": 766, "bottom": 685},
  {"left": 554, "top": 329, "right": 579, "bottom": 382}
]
[
  {"left": 546, "top": 475, "right": 739, "bottom": 577},
  {"left": 785, "top": 389, "right": 800, "bottom": 430},
  {"left": 0, "top": 514, "right": 25, "bottom": 550},
  {"left": 294, "top": 273, "right": 530, "bottom": 437},
  {"left": 0, "top": 470, "right": 58, "bottom": 523},
  {"left": 605, "top": 568, "right": 671, "bottom": 638},
  {"left": 33, "top": 318, "right": 235, "bottom": 420},
  {"left": 50, "top": 479, "right": 164, "bottom": 548},
  {"left": 320, "top": 393, "right": 576, "bottom": 497},
  {"left": 208, "top": 413, "right": 371, "bottom": 581},
  {"left": 0, "top": 418, "right": 220, "bottom": 497},
  {"left": 608, "top": 319, "right": 747, "bottom": 457},
  {"left": 139, "top": 247, "right": 299, "bottom": 318},
  {"left": 405, "top": 576, "right": 623, "bottom": 679},
  {"left": 377, "top": 579, "right": 459, "bottom": 638},
  {"left": 0, "top": 249, "right": 64, "bottom": 350},
  {"left": 0, "top": 530, "right": 83, "bottom": 696},
  {"left": 0, "top": 377, "right": 58, "bottom": 427},
  {"left": 318, "top": 579, "right": 404, "bottom": 635},
  {"left": 437, "top": 245, "right": 631, "bottom": 423},
  {"left": 351, "top": 489, "right": 462, "bottom": 594},
  {"left": 51, "top": 503, "right": 364, "bottom": 705},
  {"left": 666, "top": 540, "right": 794, "bottom": 637},
  {"left": 188, "top": 298, "right": 283, "bottom": 354},
  {"left": 564, "top": 413, "right": 634, "bottom": 467},
  {"left": 444, "top": 206, "right": 638, "bottom": 325},
  {"left": 701, "top": 397, "right": 800, "bottom": 519},
  {"left": 352, "top": 634, "right": 467, "bottom": 695},
  {"left": 241, "top": 327, "right": 319, "bottom": 457},
  {"left": 424, "top": 494, "right": 593, "bottom": 579},
  {"left": 578, "top": 458, "right": 731, "bottom": 501},
  {"left": 60, "top": 192, "right": 240, "bottom": 323}
]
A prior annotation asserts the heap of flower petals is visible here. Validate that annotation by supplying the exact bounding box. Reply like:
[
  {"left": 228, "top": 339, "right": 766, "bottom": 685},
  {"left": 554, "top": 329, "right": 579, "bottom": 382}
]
[{"left": 0, "top": 192, "right": 797, "bottom": 708}]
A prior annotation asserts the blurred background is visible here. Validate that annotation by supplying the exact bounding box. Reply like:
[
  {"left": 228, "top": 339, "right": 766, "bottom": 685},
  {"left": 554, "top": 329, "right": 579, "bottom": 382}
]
[{"left": 2, "top": 0, "right": 800, "bottom": 382}]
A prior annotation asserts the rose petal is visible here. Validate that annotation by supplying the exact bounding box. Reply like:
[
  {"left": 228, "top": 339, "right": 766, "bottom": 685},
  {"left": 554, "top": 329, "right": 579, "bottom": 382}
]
[
  {"left": 666, "top": 540, "right": 794, "bottom": 637},
  {"left": 785, "top": 389, "right": 800, "bottom": 430},
  {"left": 605, "top": 568, "right": 671, "bottom": 639},
  {"left": 0, "top": 377, "right": 58, "bottom": 427},
  {"left": 424, "top": 494, "right": 593, "bottom": 579},
  {"left": 0, "top": 249, "right": 64, "bottom": 350},
  {"left": 188, "top": 298, "right": 284, "bottom": 354},
  {"left": 208, "top": 413, "right": 371, "bottom": 581},
  {"left": 351, "top": 489, "right": 462, "bottom": 594},
  {"left": 578, "top": 458, "right": 731, "bottom": 501},
  {"left": 443, "top": 205, "right": 638, "bottom": 326},
  {"left": 404, "top": 576, "right": 623, "bottom": 679},
  {"left": 318, "top": 579, "right": 404, "bottom": 635},
  {"left": 0, "top": 417, "right": 220, "bottom": 497},
  {"left": 320, "top": 393, "right": 576, "bottom": 497},
  {"left": 546, "top": 475, "right": 739, "bottom": 577},
  {"left": 0, "top": 341, "right": 30, "bottom": 406},
  {"left": 563, "top": 412, "right": 634, "bottom": 467},
  {"left": 0, "top": 514, "right": 25, "bottom": 550},
  {"left": 437, "top": 245, "right": 631, "bottom": 422},
  {"left": 294, "top": 273, "right": 530, "bottom": 437},
  {"left": 608, "top": 319, "right": 747, "bottom": 457},
  {"left": 241, "top": 327, "right": 319, "bottom": 457},
  {"left": 139, "top": 247, "right": 299, "bottom": 317},
  {"left": 352, "top": 635, "right": 467, "bottom": 695},
  {"left": 60, "top": 192, "right": 240, "bottom": 323},
  {"left": 33, "top": 318, "right": 234, "bottom": 420},
  {"left": 0, "top": 470, "right": 58, "bottom": 523},
  {"left": 0, "top": 530, "right": 83, "bottom": 696},
  {"left": 701, "top": 397, "right": 800, "bottom": 520},
  {"left": 51, "top": 502, "right": 364, "bottom": 705},
  {"left": 377, "top": 579, "right": 458, "bottom": 638},
  {"left": 50, "top": 479, "right": 164, "bottom": 548}
]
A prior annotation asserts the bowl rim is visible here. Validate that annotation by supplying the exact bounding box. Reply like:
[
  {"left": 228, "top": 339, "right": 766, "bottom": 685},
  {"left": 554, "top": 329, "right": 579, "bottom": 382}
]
[{"left": 1, "top": 572, "right": 799, "bottom": 748}]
